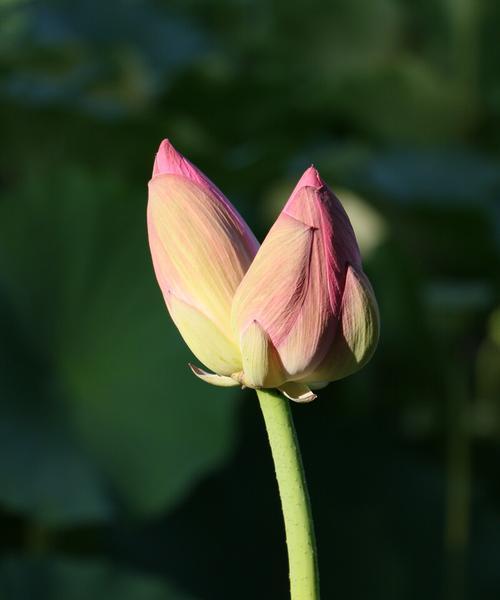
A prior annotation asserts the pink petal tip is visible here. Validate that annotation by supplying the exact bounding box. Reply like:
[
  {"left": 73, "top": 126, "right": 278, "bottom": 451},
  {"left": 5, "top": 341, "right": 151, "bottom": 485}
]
[
  {"left": 287, "top": 166, "right": 325, "bottom": 206},
  {"left": 295, "top": 165, "right": 324, "bottom": 190},
  {"left": 153, "top": 139, "right": 177, "bottom": 176},
  {"left": 152, "top": 139, "right": 209, "bottom": 189}
]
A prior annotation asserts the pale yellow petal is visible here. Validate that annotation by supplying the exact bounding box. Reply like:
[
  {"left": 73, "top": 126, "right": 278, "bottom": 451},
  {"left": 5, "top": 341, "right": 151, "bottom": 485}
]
[
  {"left": 240, "top": 321, "right": 285, "bottom": 388},
  {"left": 341, "top": 268, "right": 379, "bottom": 365},
  {"left": 168, "top": 292, "right": 242, "bottom": 375},
  {"left": 278, "top": 382, "right": 317, "bottom": 403},
  {"left": 148, "top": 174, "right": 257, "bottom": 340},
  {"left": 189, "top": 364, "right": 240, "bottom": 387}
]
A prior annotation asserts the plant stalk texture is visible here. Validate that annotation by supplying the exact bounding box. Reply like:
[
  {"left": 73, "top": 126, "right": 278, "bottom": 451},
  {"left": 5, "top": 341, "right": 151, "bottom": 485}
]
[{"left": 257, "top": 388, "right": 320, "bottom": 600}]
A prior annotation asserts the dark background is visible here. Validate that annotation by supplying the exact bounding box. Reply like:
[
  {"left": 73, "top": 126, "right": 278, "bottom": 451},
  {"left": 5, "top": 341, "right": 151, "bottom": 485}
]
[{"left": 1, "top": 0, "right": 500, "bottom": 598}]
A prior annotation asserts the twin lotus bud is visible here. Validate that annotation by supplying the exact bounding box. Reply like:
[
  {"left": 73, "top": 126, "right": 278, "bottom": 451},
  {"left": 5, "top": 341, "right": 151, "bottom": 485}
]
[{"left": 147, "top": 140, "right": 379, "bottom": 402}]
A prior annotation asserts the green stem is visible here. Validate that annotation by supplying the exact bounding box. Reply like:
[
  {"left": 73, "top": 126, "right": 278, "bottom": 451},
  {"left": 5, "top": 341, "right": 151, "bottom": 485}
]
[{"left": 257, "top": 388, "right": 320, "bottom": 600}]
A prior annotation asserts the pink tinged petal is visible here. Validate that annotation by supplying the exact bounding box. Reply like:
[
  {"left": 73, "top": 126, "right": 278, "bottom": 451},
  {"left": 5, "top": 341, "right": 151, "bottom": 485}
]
[
  {"left": 232, "top": 209, "right": 333, "bottom": 379},
  {"left": 232, "top": 212, "right": 313, "bottom": 343},
  {"left": 152, "top": 140, "right": 259, "bottom": 258},
  {"left": 303, "top": 265, "right": 379, "bottom": 383},
  {"left": 284, "top": 168, "right": 362, "bottom": 316},
  {"left": 167, "top": 292, "right": 242, "bottom": 376},
  {"left": 153, "top": 139, "right": 197, "bottom": 177},
  {"left": 278, "top": 382, "right": 317, "bottom": 403},
  {"left": 148, "top": 173, "right": 257, "bottom": 341},
  {"left": 153, "top": 140, "right": 239, "bottom": 215},
  {"left": 239, "top": 320, "right": 285, "bottom": 388},
  {"left": 289, "top": 165, "right": 324, "bottom": 196},
  {"left": 234, "top": 185, "right": 351, "bottom": 379},
  {"left": 189, "top": 364, "right": 240, "bottom": 387}
]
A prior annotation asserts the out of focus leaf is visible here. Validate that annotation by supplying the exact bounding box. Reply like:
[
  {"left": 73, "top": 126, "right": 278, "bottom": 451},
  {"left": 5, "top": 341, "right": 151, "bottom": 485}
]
[
  {"left": 0, "top": 0, "right": 211, "bottom": 116},
  {"left": 333, "top": 58, "right": 470, "bottom": 143},
  {"left": 0, "top": 413, "right": 112, "bottom": 526},
  {"left": 0, "top": 556, "right": 197, "bottom": 600},
  {"left": 0, "top": 288, "right": 112, "bottom": 526},
  {"left": 360, "top": 149, "right": 500, "bottom": 206},
  {"left": 0, "top": 167, "right": 238, "bottom": 519}
]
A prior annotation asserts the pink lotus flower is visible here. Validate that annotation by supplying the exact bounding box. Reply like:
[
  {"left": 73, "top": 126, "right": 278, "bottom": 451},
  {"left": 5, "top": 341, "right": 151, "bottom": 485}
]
[{"left": 147, "top": 140, "right": 379, "bottom": 401}]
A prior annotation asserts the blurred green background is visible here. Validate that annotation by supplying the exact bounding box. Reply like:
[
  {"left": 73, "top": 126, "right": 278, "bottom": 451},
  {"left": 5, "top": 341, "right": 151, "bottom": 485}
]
[{"left": 1, "top": 0, "right": 499, "bottom": 598}]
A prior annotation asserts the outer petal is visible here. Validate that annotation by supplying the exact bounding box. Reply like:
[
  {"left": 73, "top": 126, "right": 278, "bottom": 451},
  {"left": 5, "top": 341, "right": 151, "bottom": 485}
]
[
  {"left": 232, "top": 208, "right": 332, "bottom": 381},
  {"left": 340, "top": 268, "right": 379, "bottom": 366},
  {"left": 233, "top": 185, "right": 351, "bottom": 381},
  {"left": 239, "top": 320, "right": 285, "bottom": 388},
  {"left": 148, "top": 173, "right": 257, "bottom": 341},
  {"left": 302, "top": 265, "right": 379, "bottom": 383},
  {"left": 168, "top": 291, "right": 242, "bottom": 375},
  {"left": 153, "top": 140, "right": 234, "bottom": 208},
  {"left": 284, "top": 167, "right": 362, "bottom": 316},
  {"left": 278, "top": 382, "right": 317, "bottom": 403},
  {"left": 189, "top": 364, "right": 240, "bottom": 387}
]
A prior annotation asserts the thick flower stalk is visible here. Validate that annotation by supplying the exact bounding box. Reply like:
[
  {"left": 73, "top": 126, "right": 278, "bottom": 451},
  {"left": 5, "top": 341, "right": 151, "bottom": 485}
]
[{"left": 148, "top": 141, "right": 379, "bottom": 401}]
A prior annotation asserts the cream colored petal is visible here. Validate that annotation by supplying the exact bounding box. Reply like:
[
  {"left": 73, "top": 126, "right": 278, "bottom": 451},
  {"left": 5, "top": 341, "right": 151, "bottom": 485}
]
[
  {"left": 341, "top": 267, "right": 379, "bottom": 364},
  {"left": 189, "top": 364, "right": 240, "bottom": 387},
  {"left": 240, "top": 320, "right": 285, "bottom": 388},
  {"left": 148, "top": 174, "right": 257, "bottom": 340},
  {"left": 168, "top": 292, "right": 242, "bottom": 375},
  {"left": 278, "top": 382, "right": 317, "bottom": 403}
]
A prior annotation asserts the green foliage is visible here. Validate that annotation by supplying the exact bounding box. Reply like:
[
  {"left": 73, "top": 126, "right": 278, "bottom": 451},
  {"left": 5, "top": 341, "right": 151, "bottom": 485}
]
[
  {"left": 0, "top": 557, "right": 196, "bottom": 600},
  {"left": 0, "top": 167, "right": 238, "bottom": 520}
]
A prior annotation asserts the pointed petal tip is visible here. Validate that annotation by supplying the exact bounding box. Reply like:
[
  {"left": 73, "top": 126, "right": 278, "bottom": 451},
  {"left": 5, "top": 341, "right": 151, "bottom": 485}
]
[
  {"left": 297, "top": 165, "right": 324, "bottom": 190},
  {"left": 157, "top": 138, "right": 172, "bottom": 151},
  {"left": 153, "top": 138, "right": 194, "bottom": 178},
  {"left": 153, "top": 138, "right": 176, "bottom": 176},
  {"left": 284, "top": 165, "right": 327, "bottom": 212},
  {"left": 188, "top": 362, "right": 206, "bottom": 376},
  {"left": 157, "top": 138, "right": 175, "bottom": 157}
]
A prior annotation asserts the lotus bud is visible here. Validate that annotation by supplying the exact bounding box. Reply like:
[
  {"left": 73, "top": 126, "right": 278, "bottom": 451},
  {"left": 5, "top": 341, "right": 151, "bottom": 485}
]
[
  {"left": 231, "top": 167, "right": 379, "bottom": 401},
  {"left": 148, "top": 142, "right": 378, "bottom": 402},
  {"left": 147, "top": 140, "right": 259, "bottom": 384}
]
